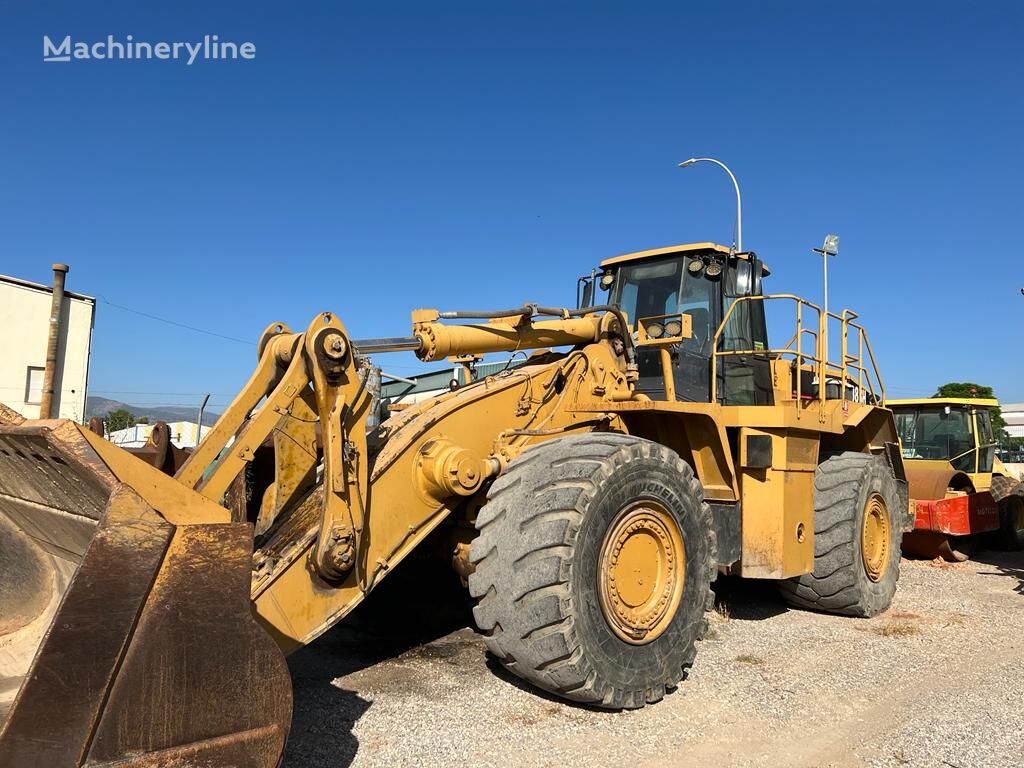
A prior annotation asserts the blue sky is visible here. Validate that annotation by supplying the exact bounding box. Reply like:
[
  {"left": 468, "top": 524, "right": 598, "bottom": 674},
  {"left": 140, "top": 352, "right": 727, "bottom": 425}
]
[{"left": 1, "top": 1, "right": 1021, "bottom": 413}]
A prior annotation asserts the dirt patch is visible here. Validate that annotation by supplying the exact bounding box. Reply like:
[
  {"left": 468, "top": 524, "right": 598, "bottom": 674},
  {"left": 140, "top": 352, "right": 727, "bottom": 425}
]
[
  {"left": 870, "top": 621, "right": 923, "bottom": 638},
  {"left": 508, "top": 704, "right": 563, "bottom": 726},
  {"left": 924, "top": 557, "right": 970, "bottom": 571},
  {"left": 733, "top": 654, "right": 765, "bottom": 665},
  {"left": 884, "top": 610, "right": 923, "bottom": 621},
  {"left": 400, "top": 636, "right": 479, "bottom": 664}
]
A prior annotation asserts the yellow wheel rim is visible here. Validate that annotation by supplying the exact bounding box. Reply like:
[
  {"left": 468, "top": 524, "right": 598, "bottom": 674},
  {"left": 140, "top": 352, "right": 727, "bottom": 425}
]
[
  {"left": 598, "top": 502, "right": 685, "bottom": 645},
  {"left": 861, "top": 493, "right": 891, "bottom": 582}
]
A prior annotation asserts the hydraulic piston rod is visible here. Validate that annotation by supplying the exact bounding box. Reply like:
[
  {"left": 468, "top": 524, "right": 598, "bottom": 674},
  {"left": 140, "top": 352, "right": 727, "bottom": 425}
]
[{"left": 352, "top": 336, "right": 423, "bottom": 354}]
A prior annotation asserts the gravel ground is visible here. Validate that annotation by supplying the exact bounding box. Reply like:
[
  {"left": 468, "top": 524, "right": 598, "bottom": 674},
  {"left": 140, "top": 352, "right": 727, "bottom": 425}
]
[{"left": 284, "top": 550, "right": 1024, "bottom": 768}]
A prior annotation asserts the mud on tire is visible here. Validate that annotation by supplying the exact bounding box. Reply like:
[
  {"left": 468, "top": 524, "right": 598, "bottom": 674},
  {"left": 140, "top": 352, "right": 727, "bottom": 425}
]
[
  {"left": 780, "top": 452, "right": 902, "bottom": 618},
  {"left": 468, "top": 432, "right": 716, "bottom": 709}
]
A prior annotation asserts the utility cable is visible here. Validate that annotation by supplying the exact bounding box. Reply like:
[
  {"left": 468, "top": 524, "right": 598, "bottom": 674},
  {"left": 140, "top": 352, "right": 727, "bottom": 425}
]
[{"left": 97, "top": 296, "right": 255, "bottom": 345}]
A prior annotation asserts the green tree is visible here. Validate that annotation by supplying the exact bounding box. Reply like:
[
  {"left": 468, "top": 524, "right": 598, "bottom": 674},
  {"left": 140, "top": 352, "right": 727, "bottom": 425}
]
[
  {"left": 103, "top": 408, "right": 136, "bottom": 433},
  {"left": 933, "top": 382, "right": 1006, "bottom": 432}
]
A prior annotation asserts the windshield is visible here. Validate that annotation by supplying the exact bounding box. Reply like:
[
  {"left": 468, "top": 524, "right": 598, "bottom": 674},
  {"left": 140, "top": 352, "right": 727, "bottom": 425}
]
[
  {"left": 895, "top": 406, "right": 974, "bottom": 462},
  {"left": 615, "top": 257, "right": 683, "bottom": 323},
  {"left": 609, "top": 254, "right": 722, "bottom": 402},
  {"left": 612, "top": 255, "right": 716, "bottom": 351}
]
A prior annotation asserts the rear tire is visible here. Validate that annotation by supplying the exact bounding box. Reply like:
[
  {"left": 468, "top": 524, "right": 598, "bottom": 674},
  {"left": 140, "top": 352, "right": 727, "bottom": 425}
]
[
  {"left": 995, "top": 494, "right": 1024, "bottom": 551},
  {"left": 468, "top": 432, "right": 716, "bottom": 709},
  {"left": 780, "top": 452, "right": 902, "bottom": 617}
]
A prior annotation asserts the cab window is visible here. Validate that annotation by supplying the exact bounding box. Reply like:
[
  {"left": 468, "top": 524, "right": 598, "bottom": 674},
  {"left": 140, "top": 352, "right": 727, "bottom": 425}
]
[
  {"left": 897, "top": 406, "right": 973, "bottom": 461},
  {"left": 614, "top": 257, "right": 681, "bottom": 326},
  {"left": 976, "top": 409, "right": 995, "bottom": 473},
  {"left": 677, "top": 259, "right": 716, "bottom": 354},
  {"left": 976, "top": 410, "right": 994, "bottom": 446}
]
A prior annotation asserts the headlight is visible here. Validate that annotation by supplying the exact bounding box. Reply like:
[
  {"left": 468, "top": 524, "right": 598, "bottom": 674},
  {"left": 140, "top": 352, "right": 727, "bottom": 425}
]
[
  {"left": 645, "top": 322, "right": 664, "bottom": 339},
  {"left": 664, "top": 319, "right": 682, "bottom": 337}
]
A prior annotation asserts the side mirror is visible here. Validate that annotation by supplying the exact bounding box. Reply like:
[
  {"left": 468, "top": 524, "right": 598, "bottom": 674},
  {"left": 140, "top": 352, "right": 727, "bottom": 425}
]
[
  {"left": 581, "top": 280, "right": 594, "bottom": 309},
  {"left": 576, "top": 271, "right": 596, "bottom": 309}
]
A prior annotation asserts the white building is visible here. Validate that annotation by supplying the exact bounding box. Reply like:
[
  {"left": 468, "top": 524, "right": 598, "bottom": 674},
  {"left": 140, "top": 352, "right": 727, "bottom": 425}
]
[
  {"left": 0, "top": 270, "right": 95, "bottom": 421},
  {"left": 107, "top": 421, "right": 211, "bottom": 449},
  {"left": 1002, "top": 403, "right": 1024, "bottom": 438}
]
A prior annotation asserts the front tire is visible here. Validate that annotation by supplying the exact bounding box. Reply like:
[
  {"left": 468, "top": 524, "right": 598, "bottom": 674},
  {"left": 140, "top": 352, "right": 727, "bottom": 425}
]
[
  {"left": 468, "top": 432, "right": 716, "bottom": 709},
  {"left": 780, "top": 452, "right": 902, "bottom": 617}
]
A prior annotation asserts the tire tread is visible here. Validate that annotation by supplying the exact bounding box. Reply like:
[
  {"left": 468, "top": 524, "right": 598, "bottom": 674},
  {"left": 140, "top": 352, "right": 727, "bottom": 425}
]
[
  {"left": 779, "top": 451, "right": 902, "bottom": 617},
  {"left": 469, "top": 432, "right": 716, "bottom": 709}
]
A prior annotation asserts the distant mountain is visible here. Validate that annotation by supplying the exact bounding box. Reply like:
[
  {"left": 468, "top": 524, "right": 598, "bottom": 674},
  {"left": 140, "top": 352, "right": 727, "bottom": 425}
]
[{"left": 85, "top": 396, "right": 221, "bottom": 426}]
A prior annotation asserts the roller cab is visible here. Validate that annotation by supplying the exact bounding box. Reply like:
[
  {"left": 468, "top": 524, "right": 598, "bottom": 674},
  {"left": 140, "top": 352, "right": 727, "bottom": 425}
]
[{"left": 890, "top": 397, "right": 1023, "bottom": 559}]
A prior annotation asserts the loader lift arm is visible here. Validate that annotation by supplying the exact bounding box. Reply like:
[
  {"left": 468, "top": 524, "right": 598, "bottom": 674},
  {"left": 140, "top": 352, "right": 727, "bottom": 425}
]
[
  {"left": 248, "top": 305, "right": 630, "bottom": 649},
  {"left": 174, "top": 313, "right": 373, "bottom": 583}
]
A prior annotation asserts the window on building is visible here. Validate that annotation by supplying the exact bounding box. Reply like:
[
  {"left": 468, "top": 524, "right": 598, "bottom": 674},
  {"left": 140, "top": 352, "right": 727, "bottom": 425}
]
[{"left": 25, "top": 367, "right": 44, "bottom": 405}]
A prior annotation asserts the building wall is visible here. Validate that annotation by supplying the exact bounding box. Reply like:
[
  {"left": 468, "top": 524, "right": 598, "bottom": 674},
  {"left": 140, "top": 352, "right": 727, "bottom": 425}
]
[
  {"left": 1001, "top": 403, "right": 1024, "bottom": 438},
  {"left": 0, "top": 276, "right": 95, "bottom": 421}
]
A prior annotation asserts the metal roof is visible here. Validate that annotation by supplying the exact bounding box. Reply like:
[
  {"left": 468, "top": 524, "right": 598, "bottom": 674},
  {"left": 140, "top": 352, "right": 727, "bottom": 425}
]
[
  {"left": 887, "top": 398, "right": 1000, "bottom": 408},
  {"left": 599, "top": 242, "right": 731, "bottom": 268},
  {"left": 598, "top": 243, "right": 770, "bottom": 275}
]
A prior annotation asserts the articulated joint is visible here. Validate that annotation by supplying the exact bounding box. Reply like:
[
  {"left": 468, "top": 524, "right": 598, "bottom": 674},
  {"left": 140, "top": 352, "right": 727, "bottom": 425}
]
[
  {"left": 416, "top": 437, "right": 498, "bottom": 499},
  {"left": 314, "top": 328, "right": 350, "bottom": 385},
  {"left": 323, "top": 526, "right": 356, "bottom": 576}
]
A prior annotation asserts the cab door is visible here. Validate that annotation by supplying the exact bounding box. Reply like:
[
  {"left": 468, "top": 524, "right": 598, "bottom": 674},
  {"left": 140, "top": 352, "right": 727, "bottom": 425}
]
[{"left": 717, "top": 258, "right": 772, "bottom": 405}]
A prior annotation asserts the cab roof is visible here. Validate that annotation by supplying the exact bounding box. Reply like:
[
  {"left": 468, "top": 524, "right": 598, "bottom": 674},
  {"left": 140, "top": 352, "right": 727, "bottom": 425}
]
[
  {"left": 887, "top": 398, "right": 999, "bottom": 409},
  {"left": 599, "top": 242, "right": 770, "bottom": 275}
]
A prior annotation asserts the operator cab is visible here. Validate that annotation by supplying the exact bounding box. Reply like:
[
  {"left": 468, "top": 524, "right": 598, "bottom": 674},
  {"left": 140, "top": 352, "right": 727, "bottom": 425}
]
[
  {"left": 889, "top": 398, "right": 997, "bottom": 475},
  {"left": 581, "top": 243, "right": 772, "bottom": 405}
]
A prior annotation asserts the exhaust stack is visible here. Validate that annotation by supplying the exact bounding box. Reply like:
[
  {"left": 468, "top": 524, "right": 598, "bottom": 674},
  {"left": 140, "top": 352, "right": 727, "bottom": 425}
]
[{"left": 39, "top": 263, "right": 69, "bottom": 419}]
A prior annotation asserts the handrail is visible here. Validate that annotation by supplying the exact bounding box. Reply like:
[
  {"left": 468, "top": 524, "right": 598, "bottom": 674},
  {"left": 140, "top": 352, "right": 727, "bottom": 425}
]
[{"left": 710, "top": 294, "right": 884, "bottom": 406}]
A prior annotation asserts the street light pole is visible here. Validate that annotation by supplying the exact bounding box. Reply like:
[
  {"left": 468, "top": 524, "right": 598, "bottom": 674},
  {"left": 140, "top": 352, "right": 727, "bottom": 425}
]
[
  {"left": 196, "top": 393, "right": 210, "bottom": 447},
  {"left": 677, "top": 157, "right": 743, "bottom": 252}
]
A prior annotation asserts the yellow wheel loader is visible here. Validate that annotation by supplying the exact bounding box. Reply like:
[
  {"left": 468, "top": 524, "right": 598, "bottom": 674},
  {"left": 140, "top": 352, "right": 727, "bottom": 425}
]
[{"left": 0, "top": 241, "right": 909, "bottom": 767}]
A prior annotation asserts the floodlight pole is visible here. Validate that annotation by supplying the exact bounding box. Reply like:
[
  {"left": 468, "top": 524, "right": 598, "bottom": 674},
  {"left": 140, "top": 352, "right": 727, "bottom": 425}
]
[
  {"left": 813, "top": 235, "right": 840, "bottom": 378},
  {"left": 823, "top": 251, "right": 829, "bottom": 322},
  {"left": 677, "top": 157, "right": 742, "bottom": 252}
]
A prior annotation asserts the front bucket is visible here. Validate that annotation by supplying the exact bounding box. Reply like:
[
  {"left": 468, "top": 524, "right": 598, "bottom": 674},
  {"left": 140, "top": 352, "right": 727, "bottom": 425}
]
[
  {"left": 0, "top": 420, "right": 293, "bottom": 768},
  {"left": 0, "top": 421, "right": 108, "bottom": 722}
]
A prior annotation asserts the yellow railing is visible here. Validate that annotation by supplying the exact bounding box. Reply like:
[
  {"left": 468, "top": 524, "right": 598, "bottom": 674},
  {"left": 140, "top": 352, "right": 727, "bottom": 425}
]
[{"left": 710, "top": 294, "right": 885, "bottom": 405}]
